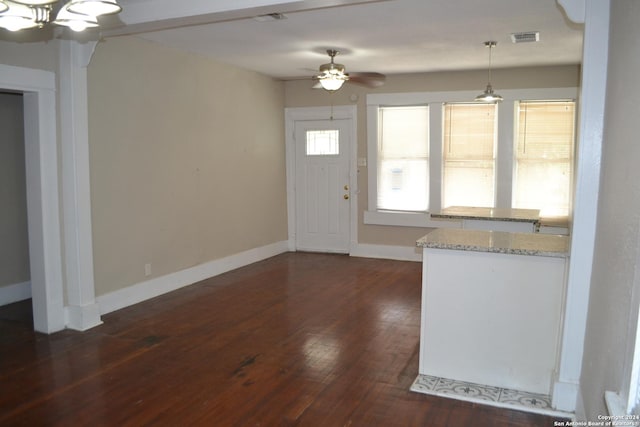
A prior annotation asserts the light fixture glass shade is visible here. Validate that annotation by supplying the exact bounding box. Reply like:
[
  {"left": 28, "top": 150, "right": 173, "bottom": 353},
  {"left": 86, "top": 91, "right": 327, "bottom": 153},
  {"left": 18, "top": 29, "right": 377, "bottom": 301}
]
[
  {"left": 54, "top": 6, "right": 98, "bottom": 31},
  {"left": 316, "top": 50, "right": 350, "bottom": 91},
  {"left": 318, "top": 74, "right": 348, "bottom": 91},
  {"left": 475, "top": 84, "right": 503, "bottom": 103},
  {"left": 67, "top": 0, "right": 121, "bottom": 16},
  {"left": 11, "top": 0, "right": 57, "bottom": 5},
  {"left": 0, "top": 0, "right": 121, "bottom": 31},
  {"left": 0, "top": 1, "right": 40, "bottom": 31}
]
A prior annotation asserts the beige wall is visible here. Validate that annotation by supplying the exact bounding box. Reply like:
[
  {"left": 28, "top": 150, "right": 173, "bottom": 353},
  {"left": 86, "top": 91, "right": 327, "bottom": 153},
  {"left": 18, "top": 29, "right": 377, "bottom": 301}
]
[
  {"left": 285, "top": 65, "right": 580, "bottom": 247},
  {"left": 579, "top": 0, "right": 640, "bottom": 419},
  {"left": 0, "top": 39, "right": 57, "bottom": 72},
  {"left": 0, "top": 92, "right": 30, "bottom": 290},
  {"left": 88, "top": 36, "right": 288, "bottom": 296}
]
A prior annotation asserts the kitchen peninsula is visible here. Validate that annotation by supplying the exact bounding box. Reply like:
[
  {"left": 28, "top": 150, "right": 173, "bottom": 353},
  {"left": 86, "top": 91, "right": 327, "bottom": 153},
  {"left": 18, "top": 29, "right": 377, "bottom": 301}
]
[{"left": 415, "top": 228, "right": 569, "bottom": 396}]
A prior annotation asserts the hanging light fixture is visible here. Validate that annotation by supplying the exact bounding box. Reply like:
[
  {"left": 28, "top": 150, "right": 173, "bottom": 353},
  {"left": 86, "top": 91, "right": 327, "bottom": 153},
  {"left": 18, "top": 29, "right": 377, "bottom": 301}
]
[
  {"left": 54, "top": 4, "right": 97, "bottom": 31},
  {"left": 317, "top": 49, "right": 350, "bottom": 91},
  {"left": 0, "top": 1, "right": 42, "bottom": 31},
  {"left": 0, "top": 0, "right": 121, "bottom": 32},
  {"left": 66, "top": 0, "right": 120, "bottom": 16},
  {"left": 475, "top": 41, "right": 503, "bottom": 103}
]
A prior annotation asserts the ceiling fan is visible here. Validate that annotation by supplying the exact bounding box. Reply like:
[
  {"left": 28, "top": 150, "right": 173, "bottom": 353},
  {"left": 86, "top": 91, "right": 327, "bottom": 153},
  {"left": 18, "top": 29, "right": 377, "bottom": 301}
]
[{"left": 313, "top": 49, "right": 386, "bottom": 91}]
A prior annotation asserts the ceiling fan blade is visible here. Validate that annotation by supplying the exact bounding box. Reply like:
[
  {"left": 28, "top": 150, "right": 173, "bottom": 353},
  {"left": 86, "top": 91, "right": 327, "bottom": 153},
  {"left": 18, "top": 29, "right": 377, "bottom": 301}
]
[{"left": 347, "top": 72, "right": 386, "bottom": 88}]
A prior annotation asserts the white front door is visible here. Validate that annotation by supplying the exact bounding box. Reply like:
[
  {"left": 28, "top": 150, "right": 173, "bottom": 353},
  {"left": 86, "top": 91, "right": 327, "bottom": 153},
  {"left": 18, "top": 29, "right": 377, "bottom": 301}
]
[{"left": 295, "top": 119, "right": 351, "bottom": 253}]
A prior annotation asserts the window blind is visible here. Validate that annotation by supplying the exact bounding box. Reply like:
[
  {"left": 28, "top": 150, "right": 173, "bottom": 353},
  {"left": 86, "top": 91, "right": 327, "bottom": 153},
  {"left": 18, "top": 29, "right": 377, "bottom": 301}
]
[
  {"left": 513, "top": 101, "right": 575, "bottom": 217},
  {"left": 443, "top": 103, "right": 497, "bottom": 208}
]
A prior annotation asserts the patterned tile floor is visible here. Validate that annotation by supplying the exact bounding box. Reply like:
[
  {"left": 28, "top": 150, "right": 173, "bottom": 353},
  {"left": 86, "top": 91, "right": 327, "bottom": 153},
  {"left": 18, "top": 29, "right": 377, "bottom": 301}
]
[{"left": 411, "top": 374, "right": 571, "bottom": 418}]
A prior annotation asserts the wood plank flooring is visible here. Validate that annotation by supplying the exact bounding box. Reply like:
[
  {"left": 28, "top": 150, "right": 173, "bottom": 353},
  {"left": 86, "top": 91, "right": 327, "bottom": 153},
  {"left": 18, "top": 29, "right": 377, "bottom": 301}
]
[{"left": 0, "top": 252, "right": 568, "bottom": 426}]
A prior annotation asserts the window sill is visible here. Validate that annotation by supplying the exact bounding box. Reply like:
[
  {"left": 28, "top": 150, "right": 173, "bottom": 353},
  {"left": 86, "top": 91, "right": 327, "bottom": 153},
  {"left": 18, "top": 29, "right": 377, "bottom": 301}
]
[{"left": 364, "top": 210, "right": 462, "bottom": 228}]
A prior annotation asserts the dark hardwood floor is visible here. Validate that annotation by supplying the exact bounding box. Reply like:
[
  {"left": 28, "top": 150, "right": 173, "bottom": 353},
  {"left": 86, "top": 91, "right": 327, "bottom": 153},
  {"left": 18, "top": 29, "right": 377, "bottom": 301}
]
[{"left": 0, "top": 253, "right": 567, "bottom": 426}]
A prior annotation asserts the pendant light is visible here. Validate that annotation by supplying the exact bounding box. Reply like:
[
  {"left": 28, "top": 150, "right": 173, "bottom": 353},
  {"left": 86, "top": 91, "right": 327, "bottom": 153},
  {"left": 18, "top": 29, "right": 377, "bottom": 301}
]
[
  {"left": 54, "top": 5, "right": 97, "bottom": 31},
  {"left": 66, "top": 0, "right": 121, "bottom": 16},
  {"left": 475, "top": 41, "right": 503, "bottom": 103},
  {"left": 0, "top": 1, "right": 42, "bottom": 31}
]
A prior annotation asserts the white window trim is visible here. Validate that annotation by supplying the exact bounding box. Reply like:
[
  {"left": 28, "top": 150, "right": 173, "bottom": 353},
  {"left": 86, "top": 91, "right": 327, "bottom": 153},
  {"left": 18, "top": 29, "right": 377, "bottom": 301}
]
[{"left": 366, "top": 87, "right": 579, "bottom": 227}]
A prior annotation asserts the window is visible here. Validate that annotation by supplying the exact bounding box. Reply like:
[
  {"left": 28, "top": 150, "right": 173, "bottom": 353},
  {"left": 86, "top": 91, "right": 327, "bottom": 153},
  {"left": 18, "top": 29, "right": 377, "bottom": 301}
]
[
  {"left": 306, "top": 129, "right": 339, "bottom": 155},
  {"left": 365, "top": 88, "right": 578, "bottom": 228},
  {"left": 377, "top": 105, "right": 429, "bottom": 211},
  {"left": 443, "top": 103, "right": 497, "bottom": 208},
  {"left": 513, "top": 101, "right": 575, "bottom": 217}
]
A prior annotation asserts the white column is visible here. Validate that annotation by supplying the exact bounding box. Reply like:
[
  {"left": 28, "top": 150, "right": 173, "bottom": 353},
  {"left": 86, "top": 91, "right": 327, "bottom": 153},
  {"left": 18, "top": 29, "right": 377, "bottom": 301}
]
[
  {"left": 58, "top": 40, "right": 102, "bottom": 331},
  {"left": 24, "top": 88, "right": 66, "bottom": 334},
  {"left": 553, "top": 0, "right": 610, "bottom": 412}
]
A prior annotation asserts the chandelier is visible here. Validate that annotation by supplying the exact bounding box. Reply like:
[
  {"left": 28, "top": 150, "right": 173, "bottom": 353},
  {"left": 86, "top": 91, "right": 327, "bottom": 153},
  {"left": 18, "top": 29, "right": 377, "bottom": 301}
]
[{"left": 0, "top": 0, "right": 122, "bottom": 32}]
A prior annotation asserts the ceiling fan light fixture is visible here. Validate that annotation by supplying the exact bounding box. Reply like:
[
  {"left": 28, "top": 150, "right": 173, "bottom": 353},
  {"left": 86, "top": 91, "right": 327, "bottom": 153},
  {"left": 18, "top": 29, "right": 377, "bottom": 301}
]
[
  {"left": 316, "top": 49, "right": 350, "bottom": 91},
  {"left": 318, "top": 73, "right": 348, "bottom": 91},
  {"left": 475, "top": 40, "right": 503, "bottom": 103},
  {"left": 66, "top": 0, "right": 121, "bottom": 17}
]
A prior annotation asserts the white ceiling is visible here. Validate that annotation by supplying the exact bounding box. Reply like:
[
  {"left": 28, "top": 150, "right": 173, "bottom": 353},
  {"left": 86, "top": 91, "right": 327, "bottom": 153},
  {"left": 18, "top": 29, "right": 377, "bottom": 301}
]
[{"left": 108, "top": 0, "right": 583, "bottom": 80}]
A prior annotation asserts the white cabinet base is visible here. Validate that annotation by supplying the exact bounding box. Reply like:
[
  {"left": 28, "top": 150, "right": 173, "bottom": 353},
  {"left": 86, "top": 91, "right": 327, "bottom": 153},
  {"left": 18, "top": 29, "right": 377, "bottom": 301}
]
[{"left": 419, "top": 248, "right": 566, "bottom": 395}]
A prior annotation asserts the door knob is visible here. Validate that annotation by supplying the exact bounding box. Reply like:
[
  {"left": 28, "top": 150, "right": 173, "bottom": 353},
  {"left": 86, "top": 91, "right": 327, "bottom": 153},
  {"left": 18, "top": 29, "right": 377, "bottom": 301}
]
[
  {"left": 344, "top": 185, "right": 349, "bottom": 190},
  {"left": 343, "top": 194, "right": 349, "bottom": 200}
]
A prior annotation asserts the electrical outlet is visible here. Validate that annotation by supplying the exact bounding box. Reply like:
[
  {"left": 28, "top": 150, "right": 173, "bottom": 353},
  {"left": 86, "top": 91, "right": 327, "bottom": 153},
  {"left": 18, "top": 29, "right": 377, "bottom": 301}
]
[{"left": 144, "top": 263, "right": 152, "bottom": 277}]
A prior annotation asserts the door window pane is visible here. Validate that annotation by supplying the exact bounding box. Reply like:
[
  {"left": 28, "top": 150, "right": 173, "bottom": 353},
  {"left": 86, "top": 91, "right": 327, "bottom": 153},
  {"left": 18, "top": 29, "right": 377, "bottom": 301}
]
[{"left": 306, "top": 130, "right": 339, "bottom": 155}]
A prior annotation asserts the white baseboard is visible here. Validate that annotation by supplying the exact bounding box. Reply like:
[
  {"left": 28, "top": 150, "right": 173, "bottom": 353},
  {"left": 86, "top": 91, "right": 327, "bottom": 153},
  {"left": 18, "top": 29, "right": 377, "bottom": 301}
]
[
  {"left": 574, "top": 387, "right": 587, "bottom": 421},
  {"left": 97, "top": 241, "right": 289, "bottom": 315},
  {"left": 553, "top": 380, "right": 579, "bottom": 413},
  {"left": 350, "top": 243, "right": 422, "bottom": 262},
  {"left": 0, "top": 281, "right": 32, "bottom": 306},
  {"left": 605, "top": 390, "right": 626, "bottom": 417},
  {"left": 65, "top": 302, "right": 103, "bottom": 331}
]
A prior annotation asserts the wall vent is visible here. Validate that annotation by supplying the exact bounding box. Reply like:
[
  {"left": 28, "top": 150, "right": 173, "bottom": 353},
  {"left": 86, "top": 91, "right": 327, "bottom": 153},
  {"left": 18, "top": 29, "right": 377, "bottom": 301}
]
[{"left": 510, "top": 31, "right": 540, "bottom": 43}]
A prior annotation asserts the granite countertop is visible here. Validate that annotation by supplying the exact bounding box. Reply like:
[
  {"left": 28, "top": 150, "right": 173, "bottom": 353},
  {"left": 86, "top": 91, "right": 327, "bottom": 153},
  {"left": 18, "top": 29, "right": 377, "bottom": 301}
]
[
  {"left": 430, "top": 206, "right": 541, "bottom": 223},
  {"left": 416, "top": 228, "right": 569, "bottom": 258}
]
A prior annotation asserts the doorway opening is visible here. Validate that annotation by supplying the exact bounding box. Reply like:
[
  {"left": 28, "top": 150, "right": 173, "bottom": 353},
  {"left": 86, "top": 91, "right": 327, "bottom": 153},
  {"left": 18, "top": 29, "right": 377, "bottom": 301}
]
[
  {"left": 0, "top": 64, "right": 65, "bottom": 333},
  {"left": 0, "top": 92, "right": 32, "bottom": 320}
]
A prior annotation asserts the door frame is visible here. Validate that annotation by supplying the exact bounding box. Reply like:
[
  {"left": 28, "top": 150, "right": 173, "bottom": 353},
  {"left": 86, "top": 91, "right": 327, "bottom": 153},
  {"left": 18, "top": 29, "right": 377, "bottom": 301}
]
[
  {"left": 285, "top": 106, "right": 358, "bottom": 254},
  {"left": 0, "top": 64, "right": 65, "bottom": 333}
]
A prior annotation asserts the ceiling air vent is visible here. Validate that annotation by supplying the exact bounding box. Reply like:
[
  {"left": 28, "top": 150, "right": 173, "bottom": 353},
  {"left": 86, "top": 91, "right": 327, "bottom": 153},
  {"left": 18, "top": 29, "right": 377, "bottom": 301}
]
[
  {"left": 510, "top": 31, "right": 540, "bottom": 43},
  {"left": 253, "top": 13, "right": 287, "bottom": 22}
]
